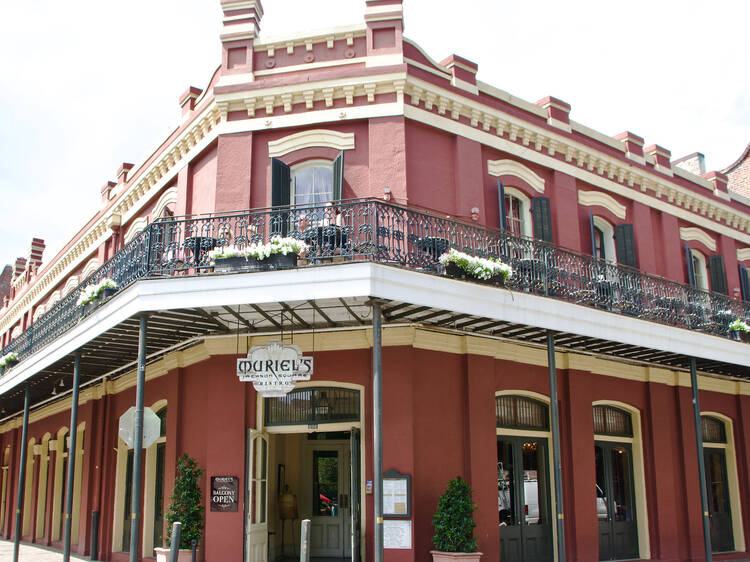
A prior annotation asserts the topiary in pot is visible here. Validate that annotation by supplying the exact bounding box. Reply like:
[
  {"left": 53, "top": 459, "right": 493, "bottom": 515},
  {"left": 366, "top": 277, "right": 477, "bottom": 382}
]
[
  {"left": 431, "top": 476, "right": 482, "bottom": 561},
  {"left": 156, "top": 454, "right": 204, "bottom": 561}
]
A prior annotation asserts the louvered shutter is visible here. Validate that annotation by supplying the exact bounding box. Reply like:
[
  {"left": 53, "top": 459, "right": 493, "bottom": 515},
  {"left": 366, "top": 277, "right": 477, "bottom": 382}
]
[
  {"left": 708, "top": 255, "right": 727, "bottom": 295},
  {"left": 614, "top": 223, "right": 637, "bottom": 268},
  {"left": 271, "top": 158, "right": 291, "bottom": 235},
  {"left": 531, "top": 197, "right": 553, "bottom": 242},
  {"left": 739, "top": 264, "right": 750, "bottom": 301},
  {"left": 332, "top": 151, "right": 344, "bottom": 201},
  {"left": 498, "top": 180, "right": 507, "bottom": 232},
  {"left": 589, "top": 212, "right": 597, "bottom": 256},
  {"left": 684, "top": 244, "right": 696, "bottom": 286}
]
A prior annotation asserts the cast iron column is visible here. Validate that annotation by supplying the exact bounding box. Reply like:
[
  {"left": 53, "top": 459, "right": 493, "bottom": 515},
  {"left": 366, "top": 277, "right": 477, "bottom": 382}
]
[
  {"left": 690, "top": 357, "right": 712, "bottom": 561},
  {"left": 130, "top": 314, "right": 148, "bottom": 561},
  {"left": 372, "top": 301, "right": 383, "bottom": 562},
  {"left": 63, "top": 352, "right": 81, "bottom": 561},
  {"left": 547, "top": 331, "right": 566, "bottom": 562},
  {"left": 12, "top": 387, "right": 30, "bottom": 562}
]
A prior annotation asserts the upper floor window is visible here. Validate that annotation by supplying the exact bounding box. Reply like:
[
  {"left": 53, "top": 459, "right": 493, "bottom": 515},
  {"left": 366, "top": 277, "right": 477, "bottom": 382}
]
[
  {"left": 500, "top": 187, "right": 533, "bottom": 238},
  {"left": 686, "top": 247, "right": 709, "bottom": 291},
  {"left": 292, "top": 161, "right": 334, "bottom": 206},
  {"left": 590, "top": 216, "right": 616, "bottom": 262}
]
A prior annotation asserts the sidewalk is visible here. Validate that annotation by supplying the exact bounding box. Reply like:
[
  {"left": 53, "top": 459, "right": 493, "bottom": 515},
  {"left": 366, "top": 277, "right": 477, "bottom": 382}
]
[{"left": 0, "top": 539, "right": 88, "bottom": 561}]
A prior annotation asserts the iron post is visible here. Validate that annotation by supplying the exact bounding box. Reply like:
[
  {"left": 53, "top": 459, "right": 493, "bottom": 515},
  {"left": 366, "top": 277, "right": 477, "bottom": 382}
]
[
  {"left": 547, "top": 331, "right": 566, "bottom": 562},
  {"left": 12, "top": 387, "right": 30, "bottom": 562},
  {"left": 690, "top": 357, "right": 712, "bottom": 561},
  {"left": 63, "top": 353, "right": 81, "bottom": 561},
  {"left": 129, "top": 314, "right": 148, "bottom": 561},
  {"left": 372, "top": 300, "right": 383, "bottom": 562}
]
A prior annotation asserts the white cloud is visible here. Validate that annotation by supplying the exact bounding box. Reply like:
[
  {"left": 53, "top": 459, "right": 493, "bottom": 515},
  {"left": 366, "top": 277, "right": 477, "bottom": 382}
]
[{"left": 0, "top": 0, "right": 747, "bottom": 272}]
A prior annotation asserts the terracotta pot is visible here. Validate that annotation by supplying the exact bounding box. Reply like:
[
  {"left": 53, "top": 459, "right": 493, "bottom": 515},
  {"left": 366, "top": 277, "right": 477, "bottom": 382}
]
[{"left": 430, "top": 551, "right": 483, "bottom": 561}]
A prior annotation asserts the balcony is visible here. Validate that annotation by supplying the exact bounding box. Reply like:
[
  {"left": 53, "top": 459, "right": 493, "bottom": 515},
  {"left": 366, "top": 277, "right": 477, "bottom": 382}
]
[{"left": 1, "top": 198, "right": 748, "bottom": 401}]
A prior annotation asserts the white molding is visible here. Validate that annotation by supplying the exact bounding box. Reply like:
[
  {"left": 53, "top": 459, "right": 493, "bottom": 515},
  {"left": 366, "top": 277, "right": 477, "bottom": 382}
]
[
  {"left": 737, "top": 248, "right": 750, "bottom": 262},
  {"left": 62, "top": 276, "right": 79, "bottom": 296},
  {"left": 487, "top": 159, "right": 545, "bottom": 194},
  {"left": 578, "top": 190, "right": 627, "bottom": 220},
  {"left": 81, "top": 258, "right": 100, "bottom": 280},
  {"left": 680, "top": 227, "right": 717, "bottom": 252},
  {"left": 254, "top": 57, "right": 367, "bottom": 78},
  {"left": 124, "top": 217, "right": 148, "bottom": 244},
  {"left": 268, "top": 129, "right": 355, "bottom": 157},
  {"left": 153, "top": 187, "right": 178, "bottom": 220}
]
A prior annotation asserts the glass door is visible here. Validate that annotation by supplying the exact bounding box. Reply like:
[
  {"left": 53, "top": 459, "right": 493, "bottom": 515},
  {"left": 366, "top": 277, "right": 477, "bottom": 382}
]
[
  {"left": 595, "top": 442, "right": 638, "bottom": 560},
  {"left": 498, "top": 436, "right": 552, "bottom": 562},
  {"left": 245, "top": 430, "right": 269, "bottom": 562},
  {"left": 704, "top": 448, "right": 733, "bottom": 552}
]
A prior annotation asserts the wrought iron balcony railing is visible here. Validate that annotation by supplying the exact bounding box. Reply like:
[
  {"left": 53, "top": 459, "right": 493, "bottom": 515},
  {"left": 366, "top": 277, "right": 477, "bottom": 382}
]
[{"left": 2, "top": 198, "right": 749, "bottom": 369}]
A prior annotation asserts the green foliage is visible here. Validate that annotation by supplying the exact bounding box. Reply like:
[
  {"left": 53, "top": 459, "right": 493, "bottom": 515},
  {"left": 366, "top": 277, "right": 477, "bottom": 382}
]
[
  {"left": 432, "top": 476, "right": 478, "bottom": 553},
  {"left": 166, "top": 454, "right": 204, "bottom": 549}
]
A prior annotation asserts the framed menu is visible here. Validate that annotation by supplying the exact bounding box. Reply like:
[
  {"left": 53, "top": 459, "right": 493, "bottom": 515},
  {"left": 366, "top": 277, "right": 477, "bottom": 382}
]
[{"left": 383, "top": 469, "right": 411, "bottom": 518}]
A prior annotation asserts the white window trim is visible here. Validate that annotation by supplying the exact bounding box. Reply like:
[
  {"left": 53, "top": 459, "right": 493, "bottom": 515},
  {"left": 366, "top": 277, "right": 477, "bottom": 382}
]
[
  {"left": 503, "top": 187, "right": 533, "bottom": 238},
  {"left": 592, "top": 400, "right": 651, "bottom": 560},
  {"left": 691, "top": 249, "right": 709, "bottom": 291},
  {"left": 51, "top": 427, "right": 68, "bottom": 541},
  {"left": 35, "top": 433, "right": 51, "bottom": 538},
  {"left": 701, "top": 412, "right": 745, "bottom": 552},
  {"left": 592, "top": 216, "right": 616, "bottom": 263}
]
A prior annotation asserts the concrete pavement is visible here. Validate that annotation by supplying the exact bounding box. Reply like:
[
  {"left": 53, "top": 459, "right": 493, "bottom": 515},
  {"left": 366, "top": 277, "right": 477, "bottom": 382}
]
[{"left": 0, "top": 539, "right": 88, "bottom": 561}]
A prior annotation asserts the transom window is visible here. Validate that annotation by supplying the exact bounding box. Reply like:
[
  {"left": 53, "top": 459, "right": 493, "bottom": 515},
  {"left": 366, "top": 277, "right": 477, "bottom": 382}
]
[
  {"left": 265, "top": 387, "right": 360, "bottom": 426},
  {"left": 701, "top": 416, "right": 726, "bottom": 443},
  {"left": 496, "top": 395, "right": 549, "bottom": 430},
  {"left": 593, "top": 405, "right": 633, "bottom": 437},
  {"left": 292, "top": 161, "right": 334, "bottom": 206}
]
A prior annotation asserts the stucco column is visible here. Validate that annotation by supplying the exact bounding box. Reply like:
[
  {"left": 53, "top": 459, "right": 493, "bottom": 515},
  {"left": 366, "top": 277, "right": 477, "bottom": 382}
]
[
  {"left": 551, "top": 171, "right": 581, "bottom": 250},
  {"left": 631, "top": 203, "right": 656, "bottom": 274},
  {"left": 215, "top": 133, "right": 253, "bottom": 213}
]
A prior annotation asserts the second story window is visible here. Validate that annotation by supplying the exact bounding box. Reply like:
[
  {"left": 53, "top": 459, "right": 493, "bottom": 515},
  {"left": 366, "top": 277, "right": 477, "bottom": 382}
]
[
  {"left": 505, "top": 194, "right": 524, "bottom": 236},
  {"left": 292, "top": 161, "right": 334, "bottom": 206}
]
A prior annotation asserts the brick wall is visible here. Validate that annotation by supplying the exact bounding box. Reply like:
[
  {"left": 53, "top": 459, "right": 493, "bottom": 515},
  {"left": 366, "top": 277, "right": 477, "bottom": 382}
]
[
  {"left": 0, "top": 265, "right": 11, "bottom": 303},
  {"left": 727, "top": 156, "right": 750, "bottom": 198}
]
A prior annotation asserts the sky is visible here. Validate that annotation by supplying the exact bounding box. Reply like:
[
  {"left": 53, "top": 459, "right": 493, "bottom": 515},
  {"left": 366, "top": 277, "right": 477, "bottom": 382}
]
[{"left": 0, "top": 0, "right": 748, "bottom": 271}]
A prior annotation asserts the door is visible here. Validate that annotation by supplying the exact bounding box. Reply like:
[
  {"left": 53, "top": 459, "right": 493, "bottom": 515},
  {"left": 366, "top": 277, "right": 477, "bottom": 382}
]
[
  {"left": 704, "top": 448, "right": 734, "bottom": 552},
  {"left": 304, "top": 441, "right": 349, "bottom": 558},
  {"left": 497, "top": 436, "right": 553, "bottom": 562},
  {"left": 595, "top": 442, "right": 638, "bottom": 560},
  {"left": 245, "top": 430, "right": 269, "bottom": 562},
  {"left": 350, "top": 428, "right": 361, "bottom": 562}
]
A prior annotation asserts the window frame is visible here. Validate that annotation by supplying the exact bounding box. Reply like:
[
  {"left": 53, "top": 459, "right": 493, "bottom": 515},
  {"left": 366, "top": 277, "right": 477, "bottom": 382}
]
[
  {"left": 592, "top": 216, "right": 616, "bottom": 263},
  {"left": 691, "top": 249, "right": 709, "bottom": 291},
  {"left": 502, "top": 187, "right": 533, "bottom": 238}
]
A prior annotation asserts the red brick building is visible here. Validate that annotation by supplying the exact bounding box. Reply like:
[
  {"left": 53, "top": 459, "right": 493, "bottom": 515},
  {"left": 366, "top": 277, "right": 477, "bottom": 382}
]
[{"left": 0, "top": 2, "right": 749, "bottom": 562}]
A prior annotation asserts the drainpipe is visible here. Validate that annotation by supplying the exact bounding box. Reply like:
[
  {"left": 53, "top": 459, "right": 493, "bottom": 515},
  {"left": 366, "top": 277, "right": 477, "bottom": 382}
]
[
  {"left": 547, "top": 331, "right": 566, "bottom": 562},
  {"left": 372, "top": 301, "right": 383, "bottom": 562},
  {"left": 690, "top": 357, "right": 712, "bottom": 561},
  {"left": 13, "top": 388, "right": 30, "bottom": 562},
  {"left": 63, "top": 352, "right": 81, "bottom": 561}
]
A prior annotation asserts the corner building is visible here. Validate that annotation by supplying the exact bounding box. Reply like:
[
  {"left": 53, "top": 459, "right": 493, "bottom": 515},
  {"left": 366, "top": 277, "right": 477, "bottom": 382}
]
[{"left": 1, "top": 2, "right": 749, "bottom": 561}]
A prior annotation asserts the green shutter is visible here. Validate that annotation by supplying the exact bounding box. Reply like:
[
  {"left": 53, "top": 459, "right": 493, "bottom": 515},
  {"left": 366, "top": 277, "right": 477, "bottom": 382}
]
[
  {"left": 589, "top": 213, "right": 597, "bottom": 256},
  {"left": 614, "top": 223, "right": 637, "bottom": 268},
  {"left": 739, "top": 264, "right": 750, "bottom": 301},
  {"left": 498, "top": 180, "right": 507, "bottom": 232},
  {"left": 332, "top": 151, "right": 344, "bottom": 201},
  {"left": 531, "top": 197, "right": 553, "bottom": 242},
  {"left": 708, "top": 255, "right": 727, "bottom": 295},
  {"left": 271, "top": 158, "right": 291, "bottom": 207}
]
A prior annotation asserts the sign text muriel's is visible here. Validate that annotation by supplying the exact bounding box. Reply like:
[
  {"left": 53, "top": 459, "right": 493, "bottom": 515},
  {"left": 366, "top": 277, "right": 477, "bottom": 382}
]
[{"left": 236, "top": 340, "right": 314, "bottom": 397}]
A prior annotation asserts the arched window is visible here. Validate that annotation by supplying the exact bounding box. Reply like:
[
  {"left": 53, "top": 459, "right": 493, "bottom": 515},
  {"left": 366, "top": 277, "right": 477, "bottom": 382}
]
[
  {"left": 0, "top": 446, "right": 10, "bottom": 530},
  {"left": 501, "top": 188, "right": 533, "bottom": 239},
  {"left": 496, "top": 394, "right": 549, "bottom": 430},
  {"left": 292, "top": 161, "right": 334, "bottom": 206},
  {"left": 22, "top": 437, "right": 36, "bottom": 536},
  {"left": 592, "top": 405, "right": 633, "bottom": 437}
]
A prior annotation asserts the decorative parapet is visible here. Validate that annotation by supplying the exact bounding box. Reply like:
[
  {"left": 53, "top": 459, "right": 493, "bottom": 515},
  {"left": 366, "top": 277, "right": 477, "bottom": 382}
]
[
  {"left": 441, "top": 55, "right": 478, "bottom": 95},
  {"left": 645, "top": 144, "right": 673, "bottom": 177},
  {"left": 614, "top": 131, "right": 645, "bottom": 165},
  {"left": 536, "top": 96, "right": 571, "bottom": 132}
]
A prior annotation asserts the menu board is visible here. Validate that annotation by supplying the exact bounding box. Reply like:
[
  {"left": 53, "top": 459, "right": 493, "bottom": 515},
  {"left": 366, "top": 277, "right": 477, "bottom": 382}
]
[
  {"left": 383, "top": 469, "right": 411, "bottom": 517},
  {"left": 384, "top": 520, "right": 412, "bottom": 549}
]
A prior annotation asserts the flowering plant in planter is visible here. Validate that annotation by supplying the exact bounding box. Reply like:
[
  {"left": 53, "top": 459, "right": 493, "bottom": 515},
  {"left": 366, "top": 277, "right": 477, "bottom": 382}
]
[
  {"left": 0, "top": 352, "right": 19, "bottom": 369},
  {"left": 208, "top": 245, "right": 247, "bottom": 261},
  {"left": 246, "top": 236, "right": 307, "bottom": 260},
  {"left": 729, "top": 319, "right": 750, "bottom": 333},
  {"left": 439, "top": 249, "right": 512, "bottom": 282},
  {"left": 77, "top": 278, "right": 119, "bottom": 306}
]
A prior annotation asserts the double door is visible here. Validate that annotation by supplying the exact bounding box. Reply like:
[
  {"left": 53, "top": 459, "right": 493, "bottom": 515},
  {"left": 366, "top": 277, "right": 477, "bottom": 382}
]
[
  {"left": 497, "top": 436, "right": 553, "bottom": 562},
  {"left": 595, "top": 442, "right": 638, "bottom": 560},
  {"left": 704, "top": 447, "right": 733, "bottom": 552}
]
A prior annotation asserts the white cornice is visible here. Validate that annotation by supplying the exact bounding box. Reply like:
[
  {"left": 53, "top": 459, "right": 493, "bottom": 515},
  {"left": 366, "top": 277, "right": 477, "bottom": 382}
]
[
  {"left": 268, "top": 129, "right": 355, "bottom": 157},
  {"left": 578, "top": 190, "right": 627, "bottom": 220},
  {"left": 487, "top": 159, "right": 545, "bottom": 193},
  {"left": 255, "top": 24, "right": 365, "bottom": 52},
  {"left": 679, "top": 227, "right": 717, "bottom": 252},
  {"left": 738, "top": 248, "right": 750, "bottom": 262}
]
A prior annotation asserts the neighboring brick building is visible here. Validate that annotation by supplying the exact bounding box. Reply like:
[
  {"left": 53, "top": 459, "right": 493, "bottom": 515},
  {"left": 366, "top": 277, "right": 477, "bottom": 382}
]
[
  {"left": 0, "top": 266, "right": 11, "bottom": 305},
  {"left": 724, "top": 142, "right": 750, "bottom": 198}
]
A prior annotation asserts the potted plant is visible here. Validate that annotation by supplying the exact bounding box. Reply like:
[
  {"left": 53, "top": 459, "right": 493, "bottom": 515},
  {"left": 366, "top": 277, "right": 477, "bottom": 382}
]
[
  {"left": 0, "top": 352, "right": 19, "bottom": 371},
  {"left": 439, "top": 249, "right": 512, "bottom": 286},
  {"left": 247, "top": 236, "right": 307, "bottom": 270},
  {"left": 209, "top": 245, "right": 258, "bottom": 272},
  {"left": 729, "top": 319, "right": 750, "bottom": 343},
  {"left": 77, "top": 278, "right": 119, "bottom": 313},
  {"left": 156, "top": 454, "right": 204, "bottom": 562},
  {"left": 431, "top": 476, "right": 482, "bottom": 561}
]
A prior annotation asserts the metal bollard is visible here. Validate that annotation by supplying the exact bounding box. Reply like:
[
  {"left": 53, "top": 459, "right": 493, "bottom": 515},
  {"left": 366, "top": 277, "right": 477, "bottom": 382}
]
[
  {"left": 169, "top": 522, "right": 182, "bottom": 562},
  {"left": 191, "top": 539, "right": 197, "bottom": 562},
  {"left": 300, "top": 519, "right": 311, "bottom": 562}
]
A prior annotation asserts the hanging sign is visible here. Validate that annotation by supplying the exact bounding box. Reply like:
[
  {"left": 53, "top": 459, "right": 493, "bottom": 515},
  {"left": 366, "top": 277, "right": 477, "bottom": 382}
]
[{"left": 236, "top": 340, "right": 314, "bottom": 397}]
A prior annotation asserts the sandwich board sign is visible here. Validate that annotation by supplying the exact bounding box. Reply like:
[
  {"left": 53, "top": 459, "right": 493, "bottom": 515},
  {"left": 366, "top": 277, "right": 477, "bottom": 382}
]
[
  {"left": 118, "top": 406, "right": 161, "bottom": 449},
  {"left": 236, "top": 340, "right": 314, "bottom": 397}
]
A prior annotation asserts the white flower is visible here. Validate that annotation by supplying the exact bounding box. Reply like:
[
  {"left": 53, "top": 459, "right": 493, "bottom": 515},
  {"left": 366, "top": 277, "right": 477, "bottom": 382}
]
[
  {"left": 729, "top": 319, "right": 750, "bottom": 333},
  {"left": 439, "top": 248, "right": 512, "bottom": 281}
]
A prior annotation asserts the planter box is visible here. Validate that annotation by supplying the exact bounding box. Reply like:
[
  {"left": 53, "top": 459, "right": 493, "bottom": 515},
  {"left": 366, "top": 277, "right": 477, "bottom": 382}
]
[
  {"left": 444, "top": 262, "right": 505, "bottom": 287},
  {"left": 431, "top": 551, "right": 483, "bottom": 561},
  {"left": 731, "top": 330, "right": 750, "bottom": 343},
  {"left": 214, "top": 256, "right": 259, "bottom": 273},
  {"left": 5, "top": 359, "right": 18, "bottom": 369},
  {"left": 154, "top": 547, "right": 193, "bottom": 562},
  {"left": 266, "top": 252, "right": 298, "bottom": 270}
]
